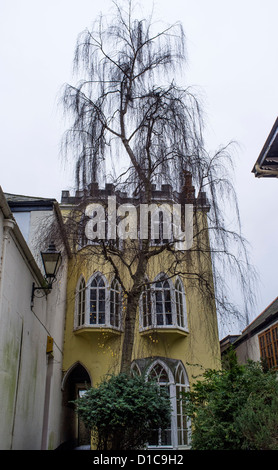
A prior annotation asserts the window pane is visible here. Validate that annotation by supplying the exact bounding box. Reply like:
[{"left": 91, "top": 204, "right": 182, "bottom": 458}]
[
  {"left": 157, "top": 314, "right": 163, "bottom": 325},
  {"left": 90, "top": 289, "right": 96, "bottom": 300},
  {"left": 90, "top": 312, "right": 97, "bottom": 324},
  {"left": 99, "top": 288, "right": 105, "bottom": 300},
  {"left": 164, "top": 289, "right": 171, "bottom": 301},
  {"left": 156, "top": 291, "right": 162, "bottom": 302},
  {"left": 99, "top": 312, "right": 105, "bottom": 324},
  {"left": 156, "top": 301, "right": 163, "bottom": 314},
  {"left": 165, "top": 301, "right": 172, "bottom": 313},
  {"left": 166, "top": 313, "right": 172, "bottom": 325}
]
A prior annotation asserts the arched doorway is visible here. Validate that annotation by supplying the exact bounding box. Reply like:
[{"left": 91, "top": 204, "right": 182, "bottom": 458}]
[{"left": 61, "top": 363, "right": 91, "bottom": 448}]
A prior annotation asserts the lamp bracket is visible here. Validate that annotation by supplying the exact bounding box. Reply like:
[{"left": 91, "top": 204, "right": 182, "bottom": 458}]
[{"left": 31, "top": 282, "right": 52, "bottom": 305}]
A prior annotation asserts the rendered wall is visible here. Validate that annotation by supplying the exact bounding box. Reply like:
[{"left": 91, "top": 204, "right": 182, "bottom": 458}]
[{"left": 0, "top": 200, "right": 67, "bottom": 450}]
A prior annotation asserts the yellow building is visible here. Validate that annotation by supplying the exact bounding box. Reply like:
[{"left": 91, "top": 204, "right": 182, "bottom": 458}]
[{"left": 59, "top": 176, "right": 220, "bottom": 450}]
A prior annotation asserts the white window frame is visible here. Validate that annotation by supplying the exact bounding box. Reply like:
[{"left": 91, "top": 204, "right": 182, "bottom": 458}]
[
  {"left": 75, "top": 275, "right": 86, "bottom": 328},
  {"left": 174, "top": 277, "right": 188, "bottom": 330},
  {"left": 175, "top": 363, "right": 191, "bottom": 447},
  {"left": 140, "top": 278, "right": 152, "bottom": 328},
  {"left": 110, "top": 278, "right": 122, "bottom": 328},
  {"left": 87, "top": 272, "right": 108, "bottom": 326}
]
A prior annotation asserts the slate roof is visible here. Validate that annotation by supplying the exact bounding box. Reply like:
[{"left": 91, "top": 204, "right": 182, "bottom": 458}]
[{"left": 4, "top": 192, "right": 56, "bottom": 211}]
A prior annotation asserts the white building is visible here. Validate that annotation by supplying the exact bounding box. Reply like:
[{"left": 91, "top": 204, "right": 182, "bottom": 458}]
[
  {"left": 234, "top": 297, "right": 278, "bottom": 368},
  {"left": 0, "top": 187, "right": 68, "bottom": 450}
]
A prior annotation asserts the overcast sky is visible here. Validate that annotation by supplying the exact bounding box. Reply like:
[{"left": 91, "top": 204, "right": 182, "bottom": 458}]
[{"left": 0, "top": 0, "right": 277, "bottom": 336}]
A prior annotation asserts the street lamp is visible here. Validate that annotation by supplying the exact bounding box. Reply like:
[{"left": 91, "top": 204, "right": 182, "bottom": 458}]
[{"left": 31, "top": 242, "right": 62, "bottom": 304}]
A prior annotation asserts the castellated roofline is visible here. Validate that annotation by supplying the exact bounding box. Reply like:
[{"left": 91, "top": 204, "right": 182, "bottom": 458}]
[{"left": 61, "top": 175, "right": 210, "bottom": 211}]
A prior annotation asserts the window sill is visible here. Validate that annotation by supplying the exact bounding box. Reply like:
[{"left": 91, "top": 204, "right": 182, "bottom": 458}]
[
  {"left": 74, "top": 325, "right": 123, "bottom": 337},
  {"left": 139, "top": 326, "right": 189, "bottom": 337}
]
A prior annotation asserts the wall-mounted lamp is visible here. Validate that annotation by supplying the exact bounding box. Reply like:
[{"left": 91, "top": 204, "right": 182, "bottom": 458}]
[{"left": 31, "top": 242, "right": 62, "bottom": 304}]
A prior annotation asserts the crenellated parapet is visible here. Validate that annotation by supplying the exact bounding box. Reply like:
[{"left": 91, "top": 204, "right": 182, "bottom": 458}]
[{"left": 61, "top": 173, "right": 210, "bottom": 211}]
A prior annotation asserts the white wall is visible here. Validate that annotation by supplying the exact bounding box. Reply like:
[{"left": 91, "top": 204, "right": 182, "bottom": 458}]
[
  {"left": 0, "top": 197, "right": 67, "bottom": 450},
  {"left": 235, "top": 334, "right": 261, "bottom": 365}
]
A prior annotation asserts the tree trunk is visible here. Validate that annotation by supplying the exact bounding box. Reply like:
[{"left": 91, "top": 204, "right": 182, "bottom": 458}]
[
  {"left": 120, "top": 252, "right": 149, "bottom": 374},
  {"left": 120, "top": 290, "right": 140, "bottom": 374}
]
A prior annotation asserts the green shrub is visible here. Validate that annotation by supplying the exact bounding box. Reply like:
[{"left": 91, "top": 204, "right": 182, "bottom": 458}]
[
  {"left": 183, "top": 351, "right": 278, "bottom": 450},
  {"left": 73, "top": 373, "right": 171, "bottom": 450}
]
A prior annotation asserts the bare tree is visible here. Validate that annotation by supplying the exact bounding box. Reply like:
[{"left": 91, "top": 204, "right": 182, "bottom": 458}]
[{"left": 59, "top": 0, "right": 256, "bottom": 372}]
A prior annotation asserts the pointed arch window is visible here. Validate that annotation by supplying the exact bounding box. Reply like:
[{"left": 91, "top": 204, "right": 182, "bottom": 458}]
[
  {"left": 110, "top": 278, "right": 121, "bottom": 328},
  {"left": 132, "top": 358, "right": 191, "bottom": 449},
  {"left": 154, "top": 277, "right": 172, "bottom": 326},
  {"left": 147, "top": 362, "right": 172, "bottom": 447},
  {"left": 175, "top": 277, "right": 186, "bottom": 328},
  {"left": 175, "top": 364, "right": 190, "bottom": 446},
  {"left": 141, "top": 280, "right": 152, "bottom": 328},
  {"left": 140, "top": 274, "right": 188, "bottom": 332},
  {"left": 76, "top": 276, "right": 86, "bottom": 327},
  {"left": 74, "top": 273, "right": 122, "bottom": 331},
  {"left": 89, "top": 274, "right": 106, "bottom": 325}
]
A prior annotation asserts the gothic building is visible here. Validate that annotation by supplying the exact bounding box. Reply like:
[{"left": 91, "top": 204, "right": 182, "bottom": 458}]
[{"left": 59, "top": 176, "right": 220, "bottom": 449}]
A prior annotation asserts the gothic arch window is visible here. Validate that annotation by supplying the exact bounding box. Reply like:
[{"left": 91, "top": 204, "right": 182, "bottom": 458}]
[
  {"left": 148, "top": 362, "right": 170, "bottom": 385},
  {"left": 147, "top": 361, "right": 172, "bottom": 447},
  {"left": 175, "top": 277, "right": 187, "bottom": 329},
  {"left": 154, "top": 275, "right": 173, "bottom": 326},
  {"left": 139, "top": 274, "right": 188, "bottom": 332},
  {"left": 144, "top": 359, "right": 190, "bottom": 449},
  {"left": 74, "top": 273, "right": 122, "bottom": 330},
  {"left": 110, "top": 278, "right": 121, "bottom": 328},
  {"left": 88, "top": 273, "right": 107, "bottom": 325},
  {"left": 75, "top": 276, "right": 86, "bottom": 327},
  {"left": 141, "top": 278, "right": 152, "bottom": 328},
  {"left": 175, "top": 363, "right": 190, "bottom": 447}
]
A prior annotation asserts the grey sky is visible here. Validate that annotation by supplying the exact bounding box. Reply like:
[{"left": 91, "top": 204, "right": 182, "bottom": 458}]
[{"left": 0, "top": 0, "right": 277, "bottom": 336}]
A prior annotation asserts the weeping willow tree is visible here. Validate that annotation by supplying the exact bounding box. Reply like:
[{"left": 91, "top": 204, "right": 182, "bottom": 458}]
[{"left": 59, "top": 0, "right": 256, "bottom": 372}]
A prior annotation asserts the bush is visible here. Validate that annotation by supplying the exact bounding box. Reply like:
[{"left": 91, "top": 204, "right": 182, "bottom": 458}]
[
  {"left": 73, "top": 373, "right": 171, "bottom": 450},
  {"left": 183, "top": 351, "right": 278, "bottom": 450}
]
